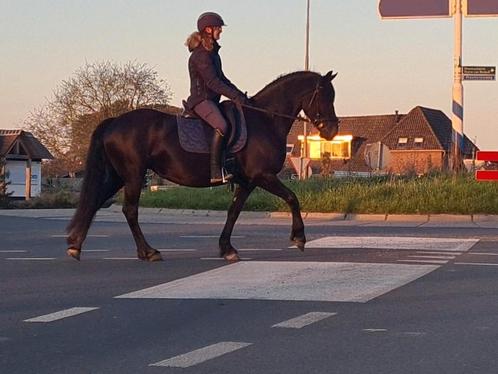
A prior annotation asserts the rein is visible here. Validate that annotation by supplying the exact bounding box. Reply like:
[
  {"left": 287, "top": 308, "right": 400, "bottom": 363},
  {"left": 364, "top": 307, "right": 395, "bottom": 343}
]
[{"left": 239, "top": 83, "right": 334, "bottom": 130}]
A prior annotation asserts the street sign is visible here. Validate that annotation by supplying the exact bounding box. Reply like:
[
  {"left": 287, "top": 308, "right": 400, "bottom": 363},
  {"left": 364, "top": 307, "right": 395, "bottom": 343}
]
[
  {"left": 463, "top": 66, "right": 496, "bottom": 80},
  {"left": 378, "top": 0, "right": 452, "bottom": 19},
  {"left": 475, "top": 151, "right": 498, "bottom": 181},
  {"left": 289, "top": 157, "right": 311, "bottom": 177},
  {"left": 465, "top": 0, "right": 498, "bottom": 17}
]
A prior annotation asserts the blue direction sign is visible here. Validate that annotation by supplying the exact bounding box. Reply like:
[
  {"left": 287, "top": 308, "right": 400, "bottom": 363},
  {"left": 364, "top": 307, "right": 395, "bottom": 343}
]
[
  {"left": 465, "top": 0, "right": 498, "bottom": 17},
  {"left": 378, "top": 0, "right": 452, "bottom": 19}
]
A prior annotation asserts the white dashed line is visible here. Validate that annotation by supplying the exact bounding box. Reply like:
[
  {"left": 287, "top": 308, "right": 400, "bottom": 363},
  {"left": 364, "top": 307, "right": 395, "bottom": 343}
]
[
  {"left": 103, "top": 257, "right": 138, "bottom": 260},
  {"left": 407, "top": 255, "right": 456, "bottom": 260},
  {"left": 24, "top": 307, "right": 99, "bottom": 323},
  {"left": 200, "top": 257, "right": 252, "bottom": 261},
  {"left": 272, "top": 312, "right": 337, "bottom": 329},
  {"left": 455, "top": 262, "right": 498, "bottom": 266},
  {"left": 238, "top": 248, "right": 283, "bottom": 252},
  {"left": 181, "top": 235, "right": 244, "bottom": 238},
  {"left": 0, "top": 250, "right": 28, "bottom": 253},
  {"left": 149, "top": 342, "right": 252, "bottom": 368},
  {"left": 51, "top": 234, "right": 109, "bottom": 238},
  {"left": 156, "top": 248, "right": 198, "bottom": 252},
  {"left": 398, "top": 259, "right": 448, "bottom": 265},
  {"left": 6, "top": 258, "right": 55, "bottom": 261},
  {"left": 84, "top": 250, "right": 110, "bottom": 252},
  {"left": 363, "top": 329, "right": 388, "bottom": 333},
  {"left": 469, "top": 252, "right": 498, "bottom": 256}
]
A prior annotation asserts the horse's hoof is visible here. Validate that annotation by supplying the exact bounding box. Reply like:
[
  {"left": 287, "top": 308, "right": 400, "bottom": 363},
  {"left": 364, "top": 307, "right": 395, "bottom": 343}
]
[
  {"left": 147, "top": 251, "right": 163, "bottom": 262},
  {"left": 67, "top": 248, "right": 81, "bottom": 261},
  {"left": 295, "top": 241, "right": 305, "bottom": 252},
  {"left": 224, "top": 252, "right": 240, "bottom": 263}
]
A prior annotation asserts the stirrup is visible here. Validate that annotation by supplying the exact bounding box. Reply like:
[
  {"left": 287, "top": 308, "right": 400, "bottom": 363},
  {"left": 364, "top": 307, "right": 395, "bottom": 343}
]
[{"left": 211, "top": 169, "right": 233, "bottom": 184}]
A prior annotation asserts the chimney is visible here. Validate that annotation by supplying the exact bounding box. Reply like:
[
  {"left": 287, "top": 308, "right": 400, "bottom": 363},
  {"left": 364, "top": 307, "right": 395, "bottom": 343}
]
[{"left": 395, "top": 110, "right": 400, "bottom": 123}]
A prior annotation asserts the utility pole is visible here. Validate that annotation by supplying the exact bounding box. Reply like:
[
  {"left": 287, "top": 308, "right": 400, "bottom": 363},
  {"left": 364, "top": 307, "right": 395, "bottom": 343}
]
[
  {"left": 451, "top": 0, "right": 464, "bottom": 172},
  {"left": 300, "top": 0, "right": 310, "bottom": 180}
]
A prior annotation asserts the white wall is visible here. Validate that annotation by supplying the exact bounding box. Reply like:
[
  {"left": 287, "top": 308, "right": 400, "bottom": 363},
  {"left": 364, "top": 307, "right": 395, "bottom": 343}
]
[{"left": 5, "top": 160, "right": 41, "bottom": 198}]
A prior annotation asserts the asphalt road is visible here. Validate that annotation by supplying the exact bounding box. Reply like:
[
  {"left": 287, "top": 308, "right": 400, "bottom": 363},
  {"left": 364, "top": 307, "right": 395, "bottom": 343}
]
[{"left": 1, "top": 209, "right": 498, "bottom": 374}]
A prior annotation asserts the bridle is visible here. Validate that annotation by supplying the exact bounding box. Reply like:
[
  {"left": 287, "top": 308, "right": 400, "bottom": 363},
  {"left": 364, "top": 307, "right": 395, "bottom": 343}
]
[{"left": 239, "top": 81, "right": 337, "bottom": 131}]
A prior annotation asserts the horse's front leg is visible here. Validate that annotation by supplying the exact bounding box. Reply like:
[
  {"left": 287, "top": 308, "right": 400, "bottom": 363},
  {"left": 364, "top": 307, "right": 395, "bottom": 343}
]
[
  {"left": 255, "top": 173, "right": 306, "bottom": 251},
  {"left": 219, "top": 183, "right": 255, "bottom": 262},
  {"left": 122, "top": 182, "right": 163, "bottom": 262}
]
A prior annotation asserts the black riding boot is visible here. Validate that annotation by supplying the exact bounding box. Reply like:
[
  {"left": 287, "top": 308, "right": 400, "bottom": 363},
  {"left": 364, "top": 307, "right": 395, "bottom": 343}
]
[{"left": 210, "top": 130, "right": 232, "bottom": 184}]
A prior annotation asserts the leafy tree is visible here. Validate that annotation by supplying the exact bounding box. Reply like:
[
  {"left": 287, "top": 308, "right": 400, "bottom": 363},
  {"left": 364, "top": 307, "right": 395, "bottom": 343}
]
[{"left": 25, "top": 61, "right": 172, "bottom": 176}]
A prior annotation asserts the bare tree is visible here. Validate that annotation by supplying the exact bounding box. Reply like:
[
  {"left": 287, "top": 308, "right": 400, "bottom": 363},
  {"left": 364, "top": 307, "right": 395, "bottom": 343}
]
[{"left": 25, "top": 61, "right": 172, "bottom": 176}]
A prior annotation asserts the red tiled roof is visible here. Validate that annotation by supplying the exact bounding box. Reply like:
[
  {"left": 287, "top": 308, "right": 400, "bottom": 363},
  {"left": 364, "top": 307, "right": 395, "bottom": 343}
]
[{"left": 0, "top": 130, "right": 53, "bottom": 159}]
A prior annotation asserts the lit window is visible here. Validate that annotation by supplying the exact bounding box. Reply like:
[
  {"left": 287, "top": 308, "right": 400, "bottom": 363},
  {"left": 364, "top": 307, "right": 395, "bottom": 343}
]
[
  {"left": 298, "top": 135, "right": 352, "bottom": 160},
  {"left": 398, "top": 137, "right": 408, "bottom": 144},
  {"left": 414, "top": 137, "right": 424, "bottom": 143}
]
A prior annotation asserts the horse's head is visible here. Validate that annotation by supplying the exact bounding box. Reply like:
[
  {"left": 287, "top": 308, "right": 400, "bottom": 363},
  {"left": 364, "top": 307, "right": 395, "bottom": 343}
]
[{"left": 302, "top": 71, "right": 339, "bottom": 141}]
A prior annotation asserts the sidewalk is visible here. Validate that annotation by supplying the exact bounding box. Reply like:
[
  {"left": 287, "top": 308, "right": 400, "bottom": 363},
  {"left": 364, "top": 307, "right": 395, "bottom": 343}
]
[{"left": 2, "top": 204, "right": 497, "bottom": 227}]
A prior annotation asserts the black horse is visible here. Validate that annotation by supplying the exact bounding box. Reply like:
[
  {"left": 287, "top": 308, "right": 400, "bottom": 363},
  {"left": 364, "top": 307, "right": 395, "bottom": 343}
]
[{"left": 66, "top": 70, "right": 339, "bottom": 262}]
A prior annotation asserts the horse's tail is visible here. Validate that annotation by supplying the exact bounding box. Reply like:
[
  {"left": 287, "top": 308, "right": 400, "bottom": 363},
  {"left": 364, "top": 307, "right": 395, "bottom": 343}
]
[{"left": 66, "top": 118, "right": 116, "bottom": 235}]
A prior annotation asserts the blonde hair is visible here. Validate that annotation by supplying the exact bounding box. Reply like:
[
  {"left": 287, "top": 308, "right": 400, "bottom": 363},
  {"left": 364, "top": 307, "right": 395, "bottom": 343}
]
[{"left": 185, "top": 31, "right": 214, "bottom": 52}]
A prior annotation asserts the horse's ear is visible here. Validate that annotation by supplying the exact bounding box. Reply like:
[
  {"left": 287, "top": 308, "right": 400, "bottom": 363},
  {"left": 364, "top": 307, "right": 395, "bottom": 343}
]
[{"left": 324, "top": 70, "right": 338, "bottom": 81}]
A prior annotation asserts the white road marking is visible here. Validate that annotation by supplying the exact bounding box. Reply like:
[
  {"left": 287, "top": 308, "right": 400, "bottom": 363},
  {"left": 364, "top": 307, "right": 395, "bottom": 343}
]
[
  {"left": 0, "top": 250, "right": 28, "bottom": 253},
  {"left": 84, "top": 249, "right": 110, "bottom": 252},
  {"left": 115, "top": 261, "right": 438, "bottom": 303},
  {"left": 157, "top": 248, "right": 197, "bottom": 252},
  {"left": 149, "top": 342, "right": 252, "bottom": 368},
  {"left": 6, "top": 258, "right": 55, "bottom": 261},
  {"left": 408, "top": 255, "right": 456, "bottom": 259},
  {"left": 238, "top": 248, "right": 283, "bottom": 252},
  {"left": 398, "top": 259, "right": 448, "bottom": 265},
  {"left": 272, "top": 312, "right": 336, "bottom": 329},
  {"left": 51, "top": 234, "right": 109, "bottom": 238},
  {"left": 103, "top": 257, "right": 138, "bottom": 260},
  {"left": 363, "top": 329, "right": 388, "bottom": 333},
  {"left": 200, "top": 257, "right": 252, "bottom": 261},
  {"left": 415, "top": 251, "right": 462, "bottom": 255},
  {"left": 305, "top": 236, "right": 479, "bottom": 252},
  {"left": 181, "top": 235, "right": 245, "bottom": 238},
  {"left": 469, "top": 252, "right": 498, "bottom": 256},
  {"left": 455, "top": 262, "right": 498, "bottom": 266},
  {"left": 24, "top": 307, "right": 99, "bottom": 323}
]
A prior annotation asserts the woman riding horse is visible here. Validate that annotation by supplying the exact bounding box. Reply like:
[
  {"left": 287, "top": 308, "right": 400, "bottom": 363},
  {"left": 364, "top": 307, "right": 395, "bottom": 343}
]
[
  {"left": 66, "top": 70, "right": 339, "bottom": 263},
  {"left": 185, "top": 12, "right": 249, "bottom": 183}
]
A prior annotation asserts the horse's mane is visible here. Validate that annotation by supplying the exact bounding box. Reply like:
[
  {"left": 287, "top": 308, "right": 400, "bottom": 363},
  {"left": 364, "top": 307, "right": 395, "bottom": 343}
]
[{"left": 253, "top": 71, "right": 320, "bottom": 100}]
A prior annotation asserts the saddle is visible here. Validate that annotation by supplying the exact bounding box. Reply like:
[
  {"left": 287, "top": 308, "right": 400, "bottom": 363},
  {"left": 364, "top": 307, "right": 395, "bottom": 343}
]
[{"left": 176, "top": 101, "right": 247, "bottom": 154}]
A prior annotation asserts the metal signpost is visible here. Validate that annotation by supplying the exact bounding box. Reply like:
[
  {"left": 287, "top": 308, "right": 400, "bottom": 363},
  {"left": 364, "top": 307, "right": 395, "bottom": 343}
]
[{"left": 378, "top": 0, "right": 498, "bottom": 172}]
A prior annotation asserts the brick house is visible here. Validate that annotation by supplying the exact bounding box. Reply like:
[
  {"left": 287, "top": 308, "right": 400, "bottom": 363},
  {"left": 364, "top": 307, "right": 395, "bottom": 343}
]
[{"left": 286, "top": 106, "right": 478, "bottom": 176}]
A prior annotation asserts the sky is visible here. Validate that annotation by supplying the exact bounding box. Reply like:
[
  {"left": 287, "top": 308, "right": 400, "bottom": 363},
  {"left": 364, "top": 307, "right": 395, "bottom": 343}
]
[{"left": 1, "top": 0, "right": 497, "bottom": 149}]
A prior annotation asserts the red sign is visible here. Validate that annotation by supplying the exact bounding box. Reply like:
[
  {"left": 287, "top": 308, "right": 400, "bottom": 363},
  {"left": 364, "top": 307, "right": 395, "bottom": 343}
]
[
  {"left": 476, "top": 151, "right": 498, "bottom": 162},
  {"left": 475, "top": 151, "right": 498, "bottom": 181},
  {"left": 465, "top": 0, "right": 498, "bottom": 17},
  {"left": 378, "top": 0, "right": 452, "bottom": 19}
]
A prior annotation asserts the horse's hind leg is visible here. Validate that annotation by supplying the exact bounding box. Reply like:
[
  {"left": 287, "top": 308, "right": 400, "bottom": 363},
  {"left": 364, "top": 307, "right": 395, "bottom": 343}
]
[
  {"left": 219, "top": 184, "right": 255, "bottom": 262},
  {"left": 122, "top": 181, "right": 162, "bottom": 262},
  {"left": 255, "top": 173, "right": 306, "bottom": 251},
  {"left": 67, "top": 172, "right": 123, "bottom": 260}
]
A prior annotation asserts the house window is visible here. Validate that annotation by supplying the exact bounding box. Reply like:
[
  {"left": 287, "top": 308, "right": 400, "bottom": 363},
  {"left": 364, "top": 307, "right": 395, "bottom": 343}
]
[
  {"left": 298, "top": 135, "right": 352, "bottom": 160},
  {"left": 398, "top": 137, "right": 408, "bottom": 144},
  {"left": 286, "top": 144, "right": 294, "bottom": 155},
  {"left": 414, "top": 137, "right": 424, "bottom": 143}
]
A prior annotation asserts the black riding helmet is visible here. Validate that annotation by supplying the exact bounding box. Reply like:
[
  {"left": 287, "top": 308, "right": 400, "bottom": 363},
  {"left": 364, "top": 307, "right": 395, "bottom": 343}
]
[{"left": 197, "top": 12, "right": 226, "bottom": 32}]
